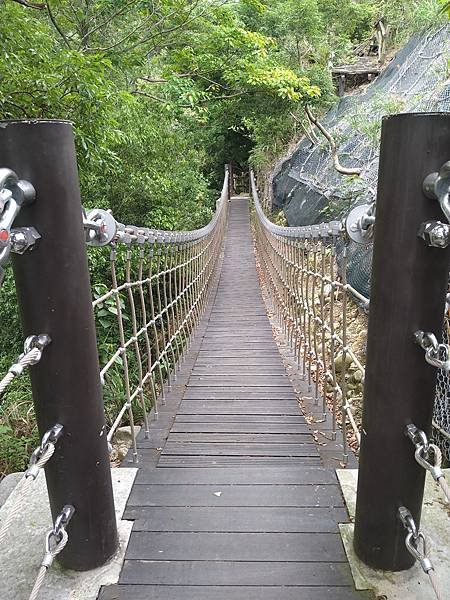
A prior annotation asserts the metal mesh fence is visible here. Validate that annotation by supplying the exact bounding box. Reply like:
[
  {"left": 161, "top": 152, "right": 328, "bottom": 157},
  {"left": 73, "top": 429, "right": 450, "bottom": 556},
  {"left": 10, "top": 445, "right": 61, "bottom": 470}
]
[{"left": 433, "top": 317, "right": 450, "bottom": 461}]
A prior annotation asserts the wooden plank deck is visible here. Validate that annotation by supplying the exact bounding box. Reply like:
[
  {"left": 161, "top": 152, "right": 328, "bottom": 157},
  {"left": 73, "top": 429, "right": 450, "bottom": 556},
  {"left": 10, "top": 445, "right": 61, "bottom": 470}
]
[{"left": 100, "top": 197, "right": 372, "bottom": 600}]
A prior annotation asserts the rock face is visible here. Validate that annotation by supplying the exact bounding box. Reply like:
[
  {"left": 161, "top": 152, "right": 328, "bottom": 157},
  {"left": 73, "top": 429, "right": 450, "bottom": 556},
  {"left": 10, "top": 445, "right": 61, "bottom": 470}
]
[
  {"left": 110, "top": 426, "right": 141, "bottom": 464},
  {"left": 334, "top": 352, "right": 353, "bottom": 373},
  {"left": 272, "top": 26, "right": 450, "bottom": 299}
]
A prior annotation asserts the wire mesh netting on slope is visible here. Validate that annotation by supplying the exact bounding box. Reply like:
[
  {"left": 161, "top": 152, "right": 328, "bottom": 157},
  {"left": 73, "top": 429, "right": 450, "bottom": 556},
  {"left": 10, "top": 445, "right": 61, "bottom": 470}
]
[
  {"left": 273, "top": 24, "right": 450, "bottom": 297},
  {"left": 272, "top": 25, "right": 450, "bottom": 460}
]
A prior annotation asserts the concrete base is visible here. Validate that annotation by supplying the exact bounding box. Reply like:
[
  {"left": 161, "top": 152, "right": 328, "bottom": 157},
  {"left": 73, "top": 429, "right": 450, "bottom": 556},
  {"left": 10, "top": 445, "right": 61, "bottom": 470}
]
[
  {"left": 337, "top": 468, "right": 450, "bottom": 599},
  {"left": 0, "top": 468, "right": 137, "bottom": 600}
]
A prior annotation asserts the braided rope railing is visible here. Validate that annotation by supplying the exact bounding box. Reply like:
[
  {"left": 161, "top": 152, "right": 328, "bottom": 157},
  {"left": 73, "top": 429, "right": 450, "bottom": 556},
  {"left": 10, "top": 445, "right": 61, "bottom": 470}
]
[
  {"left": 90, "top": 169, "right": 229, "bottom": 459},
  {"left": 251, "top": 171, "right": 366, "bottom": 463}
]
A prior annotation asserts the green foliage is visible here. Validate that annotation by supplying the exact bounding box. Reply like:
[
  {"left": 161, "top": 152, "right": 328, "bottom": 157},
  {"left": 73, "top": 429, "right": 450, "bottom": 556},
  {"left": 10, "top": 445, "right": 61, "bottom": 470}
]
[{"left": 376, "top": 0, "right": 448, "bottom": 45}]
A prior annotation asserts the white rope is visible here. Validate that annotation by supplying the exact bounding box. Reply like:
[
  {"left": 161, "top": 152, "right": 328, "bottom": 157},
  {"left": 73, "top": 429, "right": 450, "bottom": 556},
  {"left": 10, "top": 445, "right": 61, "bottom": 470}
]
[
  {"left": 28, "top": 529, "right": 68, "bottom": 600},
  {"left": 0, "top": 444, "right": 55, "bottom": 545},
  {"left": 0, "top": 347, "right": 41, "bottom": 397},
  {"left": 429, "top": 443, "right": 450, "bottom": 505},
  {"left": 437, "top": 475, "right": 450, "bottom": 505}
]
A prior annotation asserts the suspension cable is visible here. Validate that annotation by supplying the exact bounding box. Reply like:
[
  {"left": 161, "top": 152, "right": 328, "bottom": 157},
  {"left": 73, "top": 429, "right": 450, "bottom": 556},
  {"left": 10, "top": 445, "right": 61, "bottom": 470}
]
[
  {"left": 0, "top": 334, "right": 51, "bottom": 398},
  {"left": 28, "top": 505, "right": 75, "bottom": 600},
  {"left": 398, "top": 507, "right": 444, "bottom": 600}
]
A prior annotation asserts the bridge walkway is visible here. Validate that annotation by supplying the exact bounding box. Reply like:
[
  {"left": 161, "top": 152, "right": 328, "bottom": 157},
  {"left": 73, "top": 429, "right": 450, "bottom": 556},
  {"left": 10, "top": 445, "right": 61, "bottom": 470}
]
[{"left": 100, "top": 196, "right": 372, "bottom": 600}]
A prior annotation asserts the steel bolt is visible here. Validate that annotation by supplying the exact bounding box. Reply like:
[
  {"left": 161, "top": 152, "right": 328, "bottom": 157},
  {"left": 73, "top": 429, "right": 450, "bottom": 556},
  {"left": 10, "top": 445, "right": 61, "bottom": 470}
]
[
  {"left": 10, "top": 227, "right": 41, "bottom": 254},
  {"left": 418, "top": 220, "right": 450, "bottom": 248}
]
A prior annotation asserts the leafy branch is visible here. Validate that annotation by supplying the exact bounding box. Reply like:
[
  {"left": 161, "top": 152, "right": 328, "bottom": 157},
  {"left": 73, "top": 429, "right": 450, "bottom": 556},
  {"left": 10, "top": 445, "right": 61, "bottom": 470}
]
[
  {"left": 10, "top": 0, "right": 45, "bottom": 8},
  {"left": 305, "top": 105, "right": 361, "bottom": 176}
]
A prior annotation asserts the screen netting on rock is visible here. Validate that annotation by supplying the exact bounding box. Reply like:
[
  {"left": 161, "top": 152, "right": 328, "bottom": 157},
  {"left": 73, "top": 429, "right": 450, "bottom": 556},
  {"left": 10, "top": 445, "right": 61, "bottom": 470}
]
[{"left": 273, "top": 25, "right": 450, "bottom": 460}]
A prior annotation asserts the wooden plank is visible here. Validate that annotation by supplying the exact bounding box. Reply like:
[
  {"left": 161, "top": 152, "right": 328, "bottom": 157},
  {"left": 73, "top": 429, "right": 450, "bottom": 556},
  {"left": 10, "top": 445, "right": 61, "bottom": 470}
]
[
  {"left": 157, "top": 456, "right": 321, "bottom": 467},
  {"left": 209, "top": 312, "right": 267, "bottom": 318},
  {"left": 188, "top": 375, "right": 290, "bottom": 386},
  {"left": 127, "top": 484, "right": 344, "bottom": 507},
  {"left": 174, "top": 414, "right": 307, "bottom": 424},
  {"left": 196, "top": 351, "right": 281, "bottom": 357},
  {"left": 204, "top": 334, "right": 274, "bottom": 339},
  {"left": 166, "top": 432, "right": 313, "bottom": 442},
  {"left": 126, "top": 532, "right": 347, "bottom": 562},
  {"left": 192, "top": 366, "right": 287, "bottom": 374},
  {"left": 162, "top": 442, "right": 318, "bottom": 457},
  {"left": 194, "top": 360, "right": 284, "bottom": 366},
  {"left": 200, "top": 342, "right": 278, "bottom": 348},
  {"left": 171, "top": 422, "right": 310, "bottom": 433},
  {"left": 178, "top": 402, "right": 300, "bottom": 415},
  {"left": 207, "top": 317, "right": 268, "bottom": 322},
  {"left": 134, "top": 466, "right": 338, "bottom": 485},
  {"left": 120, "top": 560, "right": 356, "bottom": 586},
  {"left": 100, "top": 585, "right": 373, "bottom": 600},
  {"left": 204, "top": 328, "right": 273, "bottom": 334},
  {"left": 132, "top": 506, "right": 347, "bottom": 532},
  {"left": 183, "top": 388, "right": 296, "bottom": 399}
]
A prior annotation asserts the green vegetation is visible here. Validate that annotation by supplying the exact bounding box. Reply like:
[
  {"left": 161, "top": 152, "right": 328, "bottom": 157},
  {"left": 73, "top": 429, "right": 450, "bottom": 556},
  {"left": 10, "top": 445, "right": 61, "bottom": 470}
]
[{"left": 0, "top": 0, "right": 448, "bottom": 475}]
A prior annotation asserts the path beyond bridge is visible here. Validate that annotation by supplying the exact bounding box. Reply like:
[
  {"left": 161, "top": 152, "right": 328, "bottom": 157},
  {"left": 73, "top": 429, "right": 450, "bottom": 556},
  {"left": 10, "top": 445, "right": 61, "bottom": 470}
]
[{"left": 100, "top": 196, "right": 372, "bottom": 600}]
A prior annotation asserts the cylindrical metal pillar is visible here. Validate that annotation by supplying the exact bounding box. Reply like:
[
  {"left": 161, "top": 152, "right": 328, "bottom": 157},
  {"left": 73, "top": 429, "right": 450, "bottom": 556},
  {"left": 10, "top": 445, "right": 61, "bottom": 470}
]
[
  {"left": 354, "top": 113, "right": 450, "bottom": 570},
  {"left": 0, "top": 120, "right": 118, "bottom": 570}
]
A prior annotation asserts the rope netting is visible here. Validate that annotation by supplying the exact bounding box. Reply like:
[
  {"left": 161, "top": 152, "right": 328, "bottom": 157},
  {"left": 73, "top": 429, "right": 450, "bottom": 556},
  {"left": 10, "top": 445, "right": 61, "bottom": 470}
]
[
  {"left": 89, "top": 169, "right": 229, "bottom": 457},
  {"left": 273, "top": 25, "right": 450, "bottom": 460},
  {"left": 252, "top": 171, "right": 367, "bottom": 463}
]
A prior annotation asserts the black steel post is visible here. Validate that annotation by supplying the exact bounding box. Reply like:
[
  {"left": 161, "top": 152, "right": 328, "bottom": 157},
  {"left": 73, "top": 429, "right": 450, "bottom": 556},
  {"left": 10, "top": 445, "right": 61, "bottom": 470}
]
[
  {"left": 0, "top": 120, "right": 118, "bottom": 570},
  {"left": 354, "top": 113, "right": 450, "bottom": 570}
]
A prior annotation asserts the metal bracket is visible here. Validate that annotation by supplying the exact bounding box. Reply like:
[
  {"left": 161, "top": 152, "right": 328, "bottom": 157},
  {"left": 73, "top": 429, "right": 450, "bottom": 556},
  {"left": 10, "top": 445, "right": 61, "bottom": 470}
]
[
  {"left": 423, "top": 160, "right": 450, "bottom": 222},
  {"left": 345, "top": 202, "right": 376, "bottom": 244},
  {"left": 24, "top": 333, "right": 52, "bottom": 357},
  {"left": 83, "top": 208, "right": 117, "bottom": 247},
  {"left": 0, "top": 168, "right": 37, "bottom": 284}
]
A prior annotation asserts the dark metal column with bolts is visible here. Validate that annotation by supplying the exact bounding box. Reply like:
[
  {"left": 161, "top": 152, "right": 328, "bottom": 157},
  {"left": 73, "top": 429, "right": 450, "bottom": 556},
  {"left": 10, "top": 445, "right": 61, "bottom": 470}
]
[
  {"left": 0, "top": 120, "right": 118, "bottom": 570},
  {"left": 353, "top": 113, "right": 450, "bottom": 570}
]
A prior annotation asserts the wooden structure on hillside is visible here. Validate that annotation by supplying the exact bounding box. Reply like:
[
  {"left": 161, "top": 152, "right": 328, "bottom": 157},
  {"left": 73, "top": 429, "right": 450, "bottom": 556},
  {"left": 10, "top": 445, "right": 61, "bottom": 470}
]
[{"left": 332, "top": 19, "right": 387, "bottom": 96}]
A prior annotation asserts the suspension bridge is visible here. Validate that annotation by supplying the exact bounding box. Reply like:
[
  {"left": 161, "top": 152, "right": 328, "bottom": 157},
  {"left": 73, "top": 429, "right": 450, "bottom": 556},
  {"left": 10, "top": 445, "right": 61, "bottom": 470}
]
[{"left": 0, "top": 115, "right": 449, "bottom": 600}]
